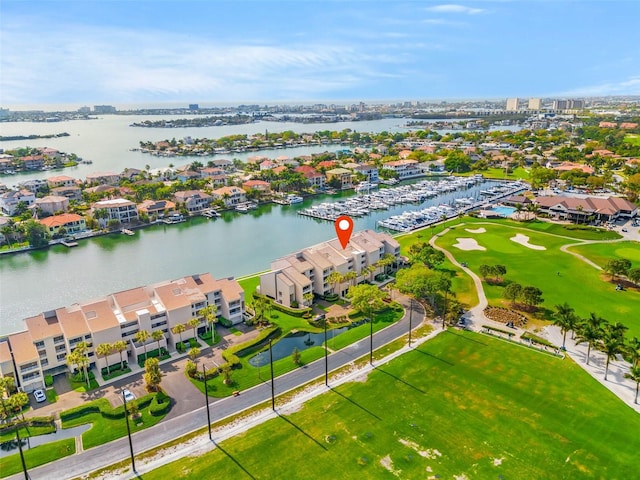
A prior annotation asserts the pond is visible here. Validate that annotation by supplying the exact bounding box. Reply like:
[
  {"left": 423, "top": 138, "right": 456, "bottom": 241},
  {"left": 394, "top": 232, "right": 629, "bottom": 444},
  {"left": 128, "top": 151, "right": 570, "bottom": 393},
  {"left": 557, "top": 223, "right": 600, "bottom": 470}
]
[
  {"left": 248, "top": 324, "right": 360, "bottom": 367},
  {"left": 0, "top": 423, "right": 91, "bottom": 456}
]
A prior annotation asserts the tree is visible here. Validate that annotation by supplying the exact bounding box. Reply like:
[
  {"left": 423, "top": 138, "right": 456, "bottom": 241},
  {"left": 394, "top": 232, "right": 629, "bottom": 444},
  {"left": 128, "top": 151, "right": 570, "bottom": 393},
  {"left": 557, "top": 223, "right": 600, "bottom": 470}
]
[
  {"left": 407, "top": 242, "right": 445, "bottom": 268},
  {"left": 172, "top": 323, "right": 186, "bottom": 344},
  {"left": 188, "top": 317, "right": 200, "bottom": 340},
  {"left": 347, "top": 283, "right": 386, "bottom": 318},
  {"left": 152, "top": 330, "right": 164, "bottom": 354},
  {"left": 624, "top": 365, "right": 640, "bottom": 404},
  {"left": 23, "top": 219, "right": 49, "bottom": 248},
  {"left": 5, "top": 391, "right": 29, "bottom": 417},
  {"left": 144, "top": 357, "right": 162, "bottom": 392},
  {"left": 627, "top": 337, "right": 640, "bottom": 368},
  {"left": 479, "top": 264, "right": 492, "bottom": 279},
  {"left": 603, "top": 258, "right": 632, "bottom": 281},
  {"left": 185, "top": 359, "right": 197, "bottom": 378},
  {"left": 252, "top": 296, "right": 269, "bottom": 323},
  {"left": 96, "top": 342, "right": 113, "bottom": 375},
  {"left": 302, "top": 292, "right": 315, "bottom": 306},
  {"left": 197, "top": 304, "right": 218, "bottom": 333},
  {"left": 188, "top": 347, "right": 201, "bottom": 362},
  {"left": 113, "top": 340, "right": 128, "bottom": 369},
  {"left": 327, "top": 270, "right": 343, "bottom": 296},
  {"left": 575, "top": 313, "right": 606, "bottom": 365},
  {"left": 628, "top": 268, "right": 640, "bottom": 286},
  {"left": 520, "top": 286, "right": 544, "bottom": 309},
  {"left": 221, "top": 364, "right": 233, "bottom": 385},
  {"left": 503, "top": 283, "right": 522, "bottom": 305},
  {"left": 0, "top": 377, "right": 15, "bottom": 419},
  {"left": 291, "top": 347, "right": 302, "bottom": 366},
  {"left": 67, "top": 341, "right": 91, "bottom": 389},
  {"left": 553, "top": 303, "right": 577, "bottom": 349},
  {"left": 599, "top": 322, "right": 627, "bottom": 380},
  {"left": 135, "top": 330, "right": 151, "bottom": 361}
]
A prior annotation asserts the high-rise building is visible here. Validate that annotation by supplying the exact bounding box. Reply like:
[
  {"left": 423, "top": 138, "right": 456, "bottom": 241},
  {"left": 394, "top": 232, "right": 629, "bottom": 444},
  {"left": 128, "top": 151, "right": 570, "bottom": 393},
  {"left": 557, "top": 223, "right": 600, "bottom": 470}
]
[
  {"left": 505, "top": 98, "right": 519, "bottom": 111},
  {"left": 552, "top": 100, "right": 569, "bottom": 111},
  {"left": 528, "top": 98, "right": 542, "bottom": 110},
  {"left": 93, "top": 105, "right": 117, "bottom": 114},
  {"left": 568, "top": 99, "right": 584, "bottom": 109}
]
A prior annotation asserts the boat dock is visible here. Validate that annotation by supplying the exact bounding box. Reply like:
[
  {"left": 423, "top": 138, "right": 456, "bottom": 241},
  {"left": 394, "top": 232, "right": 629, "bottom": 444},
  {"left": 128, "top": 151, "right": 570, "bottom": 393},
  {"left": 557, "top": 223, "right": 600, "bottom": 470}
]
[
  {"left": 61, "top": 240, "right": 78, "bottom": 247},
  {"left": 121, "top": 229, "right": 135, "bottom": 236}
]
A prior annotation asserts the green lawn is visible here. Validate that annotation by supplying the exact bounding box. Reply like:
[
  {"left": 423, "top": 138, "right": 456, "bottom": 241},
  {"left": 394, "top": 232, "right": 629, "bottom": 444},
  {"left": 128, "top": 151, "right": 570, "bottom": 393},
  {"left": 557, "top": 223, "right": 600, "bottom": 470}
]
[
  {"left": 568, "top": 241, "right": 640, "bottom": 268},
  {"left": 0, "top": 438, "right": 75, "bottom": 477},
  {"left": 142, "top": 330, "right": 640, "bottom": 480},
  {"left": 435, "top": 222, "right": 640, "bottom": 337},
  {"left": 624, "top": 133, "right": 640, "bottom": 146}
]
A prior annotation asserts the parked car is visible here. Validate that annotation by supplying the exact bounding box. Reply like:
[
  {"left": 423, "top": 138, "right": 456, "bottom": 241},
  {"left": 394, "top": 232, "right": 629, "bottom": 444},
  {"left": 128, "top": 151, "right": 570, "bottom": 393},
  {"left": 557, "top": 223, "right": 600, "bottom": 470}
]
[
  {"left": 122, "top": 389, "right": 136, "bottom": 402},
  {"left": 33, "top": 389, "right": 46, "bottom": 403}
]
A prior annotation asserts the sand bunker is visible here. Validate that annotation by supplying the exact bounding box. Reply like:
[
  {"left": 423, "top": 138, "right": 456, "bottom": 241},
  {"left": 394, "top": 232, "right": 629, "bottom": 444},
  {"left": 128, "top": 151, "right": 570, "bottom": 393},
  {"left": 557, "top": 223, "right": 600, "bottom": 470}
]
[
  {"left": 465, "top": 227, "right": 486, "bottom": 234},
  {"left": 510, "top": 233, "right": 546, "bottom": 250},
  {"left": 453, "top": 238, "right": 486, "bottom": 251}
]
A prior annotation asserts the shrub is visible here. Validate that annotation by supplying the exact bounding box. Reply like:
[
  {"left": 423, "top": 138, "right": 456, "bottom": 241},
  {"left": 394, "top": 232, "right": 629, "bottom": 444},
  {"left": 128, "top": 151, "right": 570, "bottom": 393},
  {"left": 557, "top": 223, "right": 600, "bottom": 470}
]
[
  {"left": 149, "top": 392, "right": 171, "bottom": 416},
  {"left": 521, "top": 332, "right": 556, "bottom": 348},
  {"left": 222, "top": 326, "right": 281, "bottom": 369},
  {"left": 189, "top": 338, "right": 198, "bottom": 348},
  {"left": 176, "top": 342, "right": 186, "bottom": 353},
  {"left": 44, "top": 375, "right": 54, "bottom": 387},
  {"left": 218, "top": 317, "right": 233, "bottom": 328}
]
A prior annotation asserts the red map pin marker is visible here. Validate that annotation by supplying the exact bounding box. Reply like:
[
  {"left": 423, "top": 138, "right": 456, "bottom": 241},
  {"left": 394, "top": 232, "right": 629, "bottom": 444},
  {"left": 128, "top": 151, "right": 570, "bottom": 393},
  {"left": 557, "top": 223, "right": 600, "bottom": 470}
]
[{"left": 334, "top": 215, "right": 354, "bottom": 249}]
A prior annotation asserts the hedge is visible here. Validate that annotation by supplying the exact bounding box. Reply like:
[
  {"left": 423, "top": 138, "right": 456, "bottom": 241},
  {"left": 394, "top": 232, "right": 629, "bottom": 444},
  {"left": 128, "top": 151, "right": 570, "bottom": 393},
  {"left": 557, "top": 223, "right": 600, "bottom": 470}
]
[
  {"left": 521, "top": 332, "right": 556, "bottom": 348},
  {"left": 149, "top": 392, "right": 171, "bottom": 416},
  {"left": 60, "top": 394, "right": 155, "bottom": 422},
  {"left": 270, "top": 302, "right": 312, "bottom": 318},
  {"left": 222, "top": 326, "right": 281, "bottom": 368},
  {"left": 0, "top": 416, "right": 54, "bottom": 435},
  {"left": 481, "top": 325, "right": 515, "bottom": 337}
]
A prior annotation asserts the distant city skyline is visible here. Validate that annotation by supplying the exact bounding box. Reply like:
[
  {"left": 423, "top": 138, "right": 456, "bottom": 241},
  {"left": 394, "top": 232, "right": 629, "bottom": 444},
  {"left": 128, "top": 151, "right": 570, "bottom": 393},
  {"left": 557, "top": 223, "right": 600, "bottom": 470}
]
[{"left": 1, "top": 1, "right": 639, "bottom": 106}]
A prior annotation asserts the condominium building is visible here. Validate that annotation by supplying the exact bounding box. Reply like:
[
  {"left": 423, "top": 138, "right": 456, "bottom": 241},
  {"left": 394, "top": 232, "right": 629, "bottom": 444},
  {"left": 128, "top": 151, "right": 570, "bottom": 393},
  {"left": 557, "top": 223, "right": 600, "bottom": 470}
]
[
  {"left": 92, "top": 198, "right": 139, "bottom": 224},
  {"left": 259, "top": 230, "right": 401, "bottom": 307},
  {"left": 528, "top": 98, "right": 542, "bottom": 110},
  {"left": 0, "top": 273, "right": 245, "bottom": 392},
  {"left": 505, "top": 98, "right": 519, "bottom": 111}
]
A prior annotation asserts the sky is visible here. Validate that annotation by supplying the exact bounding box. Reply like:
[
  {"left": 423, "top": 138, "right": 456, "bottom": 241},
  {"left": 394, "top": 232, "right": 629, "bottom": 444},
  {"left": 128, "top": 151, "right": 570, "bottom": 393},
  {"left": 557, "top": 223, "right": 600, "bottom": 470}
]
[{"left": 1, "top": 1, "right": 639, "bottom": 107}]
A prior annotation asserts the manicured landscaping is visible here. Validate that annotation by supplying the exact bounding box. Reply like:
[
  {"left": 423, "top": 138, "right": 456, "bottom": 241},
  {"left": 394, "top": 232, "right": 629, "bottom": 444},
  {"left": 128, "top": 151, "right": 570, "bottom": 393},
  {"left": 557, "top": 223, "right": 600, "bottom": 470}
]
[
  {"left": 435, "top": 220, "right": 640, "bottom": 337},
  {"left": 61, "top": 392, "right": 171, "bottom": 449},
  {"left": 0, "top": 438, "right": 75, "bottom": 477},
  {"left": 142, "top": 330, "right": 640, "bottom": 480},
  {"left": 624, "top": 133, "right": 640, "bottom": 146}
]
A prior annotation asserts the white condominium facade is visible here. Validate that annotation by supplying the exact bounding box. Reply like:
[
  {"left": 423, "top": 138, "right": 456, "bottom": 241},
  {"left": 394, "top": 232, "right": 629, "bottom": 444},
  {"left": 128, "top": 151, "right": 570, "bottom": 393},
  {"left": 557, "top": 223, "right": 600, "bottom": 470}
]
[
  {"left": 0, "top": 273, "right": 245, "bottom": 392},
  {"left": 259, "top": 230, "right": 400, "bottom": 307}
]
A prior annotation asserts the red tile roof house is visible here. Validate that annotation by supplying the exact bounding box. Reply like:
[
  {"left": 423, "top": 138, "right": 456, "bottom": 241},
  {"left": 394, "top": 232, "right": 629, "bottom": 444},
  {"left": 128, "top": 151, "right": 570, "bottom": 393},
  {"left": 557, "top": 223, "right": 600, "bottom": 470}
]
[
  {"left": 534, "top": 195, "right": 638, "bottom": 223},
  {"left": 552, "top": 162, "right": 595, "bottom": 174},
  {"left": 138, "top": 199, "right": 176, "bottom": 217},
  {"left": 295, "top": 165, "right": 326, "bottom": 188},
  {"left": 242, "top": 179, "right": 271, "bottom": 193},
  {"left": 39, "top": 213, "right": 87, "bottom": 235},
  {"left": 598, "top": 121, "right": 617, "bottom": 128},
  {"left": 211, "top": 186, "right": 247, "bottom": 207},
  {"left": 620, "top": 122, "right": 639, "bottom": 130},
  {"left": 21, "top": 155, "right": 45, "bottom": 170}
]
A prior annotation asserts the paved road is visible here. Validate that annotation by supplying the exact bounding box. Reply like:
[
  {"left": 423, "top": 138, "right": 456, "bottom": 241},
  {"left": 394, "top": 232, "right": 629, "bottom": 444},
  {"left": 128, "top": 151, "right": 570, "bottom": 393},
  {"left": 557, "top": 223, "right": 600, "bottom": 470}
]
[{"left": 7, "top": 299, "right": 425, "bottom": 480}]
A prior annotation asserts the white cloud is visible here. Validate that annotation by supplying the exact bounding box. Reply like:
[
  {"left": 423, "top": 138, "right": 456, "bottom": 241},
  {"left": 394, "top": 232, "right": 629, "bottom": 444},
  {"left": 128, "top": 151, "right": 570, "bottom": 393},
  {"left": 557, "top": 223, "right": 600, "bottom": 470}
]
[
  {"left": 562, "top": 76, "right": 640, "bottom": 96},
  {"left": 0, "top": 23, "right": 401, "bottom": 103},
  {"left": 425, "top": 4, "right": 485, "bottom": 15}
]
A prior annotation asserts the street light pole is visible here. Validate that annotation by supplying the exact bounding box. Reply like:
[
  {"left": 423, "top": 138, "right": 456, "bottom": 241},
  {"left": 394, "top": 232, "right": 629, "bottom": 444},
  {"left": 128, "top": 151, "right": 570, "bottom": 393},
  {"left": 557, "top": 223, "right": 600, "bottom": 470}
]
[
  {"left": 369, "top": 304, "right": 374, "bottom": 366},
  {"left": 408, "top": 299, "right": 413, "bottom": 347},
  {"left": 203, "top": 363, "right": 212, "bottom": 440},
  {"left": 269, "top": 339, "right": 275, "bottom": 411},
  {"left": 15, "top": 423, "right": 29, "bottom": 480},
  {"left": 123, "top": 391, "right": 136, "bottom": 474},
  {"left": 324, "top": 318, "right": 328, "bottom": 387}
]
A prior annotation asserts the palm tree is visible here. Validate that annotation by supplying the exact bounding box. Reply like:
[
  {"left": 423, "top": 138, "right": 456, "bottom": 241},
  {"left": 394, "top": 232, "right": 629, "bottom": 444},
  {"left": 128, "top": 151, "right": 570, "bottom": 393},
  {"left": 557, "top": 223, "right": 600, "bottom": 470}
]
[
  {"left": 600, "top": 322, "right": 627, "bottom": 380},
  {"left": 113, "top": 340, "right": 128, "bottom": 369},
  {"left": 135, "top": 330, "right": 151, "bottom": 361},
  {"left": 188, "top": 317, "right": 200, "bottom": 341},
  {"left": 152, "top": 330, "right": 164, "bottom": 355},
  {"left": 188, "top": 347, "right": 201, "bottom": 362},
  {"left": 327, "top": 270, "right": 343, "bottom": 296},
  {"left": 553, "top": 303, "right": 576, "bottom": 349},
  {"left": 253, "top": 295, "right": 269, "bottom": 323},
  {"left": 96, "top": 342, "right": 113, "bottom": 375},
  {"left": 302, "top": 292, "right": 315, "bottom": 307},
  {"left": 67, "top": 341, "right": 91, "bottom": 389},
  {"left": 172, "top": 323, "right": 186, "bottom": 344},
  {"left": 197, "top": 304, "right": 218, "bottom": 333},
  {"left": 626, "top": 337, "right": 640, "bottom": 368},
  {"left": 574, "top": 313, "right": 606, "bottom": 365},
  {"left": 343, "top": 271, "right": 357, "bottom": 288},
  {"left": 624, "top": 365, "right": 640, "bottom": 404}
]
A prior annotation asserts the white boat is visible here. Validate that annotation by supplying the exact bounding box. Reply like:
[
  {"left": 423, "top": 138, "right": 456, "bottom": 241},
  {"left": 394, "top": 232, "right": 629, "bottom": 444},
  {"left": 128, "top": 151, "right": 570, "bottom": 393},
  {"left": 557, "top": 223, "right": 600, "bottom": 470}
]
[
  {"left": 235, "top": 205, "right": 249, "bottom": 213},
  {"left": 286, "top": 195, "right": 304, "bottom": 204}
]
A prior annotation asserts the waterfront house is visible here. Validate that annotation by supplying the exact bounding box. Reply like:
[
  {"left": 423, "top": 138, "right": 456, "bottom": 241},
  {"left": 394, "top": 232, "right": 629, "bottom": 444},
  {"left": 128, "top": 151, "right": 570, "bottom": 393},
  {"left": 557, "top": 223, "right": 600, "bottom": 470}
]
[
  {"left": 85, "top": 171, "right": 120, "bottom": 186},
  {"left": 138, "top": 199, "right": 176, "bottom": 217},
  {"left": 35, "top": 195, "right": 70, "bottom": 215},
  {"left": 39, "top": 213, "right": 87, "bottom": 236},
  {"left": 51, "top": 185, "right": 83, "bottom": 201},
  {"left": 47, "top": 175, "right": 78, "bottom": 189},
  {"left": 120, "top": 168, "right": 144, "bottom": 181},
  {"left": 0, "top": 156, "right": 14, "bottom": 173},
  {"left": 176, "top": 170, "right": 201, "bottom": 182},
  {"left": 0, "top": 189, "right": 36, "bottom": 215},
  {"left": 174, "top": 190, "right": 213, "bottom": 213},
  {"left": 259, "top": 230, "right": 400, "bottom": 306},
  {"left": 210, "top": 159, "right": 234, "bottom": 171},
  {"left": 295, "top": 165, "right": 325, "bottom": 188},
  {"left": 211, "top": 186, "right": 246, "bottom": 207},
  {"left": 40, "top": 147, "right": 61, "bottom": 160},
  {"left": 18, "top": 179, "right": 48, "bottom": 194},
  {"left": 92, "top": 198, "right": 139, "bottom": 224},
  {"left": 21, "top": 155, "right": 45, "bottom": 170},
  {"left": 242, "top": 179, "right": 271, "bottom": 194},
  {"left": 353, "top": 164, "right": 379, "bottom": 184},
  {"left": 325, "top": 168, "right": 353, "bottom": 190},
  {"left": 2, "top": 272, "right": 245, "bottom": 391},
  {"left": 381, "top": 159, "right": 421, "bottom": 179}
]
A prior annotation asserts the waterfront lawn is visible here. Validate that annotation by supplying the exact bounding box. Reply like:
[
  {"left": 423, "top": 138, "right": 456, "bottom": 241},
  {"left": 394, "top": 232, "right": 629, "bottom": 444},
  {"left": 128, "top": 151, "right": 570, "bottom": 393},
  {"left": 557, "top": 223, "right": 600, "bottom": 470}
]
[
  {"left": 436, "top": 223, "right": 640, "bottom": 336},
  {"left": 0, "top": 438, "right": 76, "bottom": 477},
  {"left": 143, "top": 330, "right": 640, "bottom": 480},
  {"left": 61, "top": 394, "right": 170, "bottom": 449},
  {"left": 238, "top": 275, "right": 261, "bottom": 304},
  {"left": 466, "top": 166, "right": 530, "bottom": 180}
]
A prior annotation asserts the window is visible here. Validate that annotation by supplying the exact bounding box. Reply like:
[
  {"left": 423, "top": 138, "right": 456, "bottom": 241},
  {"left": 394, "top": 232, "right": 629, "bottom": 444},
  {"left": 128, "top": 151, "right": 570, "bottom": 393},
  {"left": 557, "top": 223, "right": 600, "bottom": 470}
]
[
  {"left": 57, "top": 353, "right": 66, "bottom": 361},
  {"left": 40, "top": 359, "right": 49, "bottom": 367},
  {"left": 84, "top": 334, "right": 92, "bottom": 340},
  {"left": 122, "top": 330, "right": 139, "bottom": 338},
  {"left": 120, "top": 321, "right": 138, "bottom": 330},
  {"left": 55, "top": 344, "right": 66, "bottom": 353},
  {"left": 38, "top": 350, "right": 47, "bottom": 358},
  {"left": 22, "top": 371, "right": 41, "bottom": 381},
  {"left": 151, "top": 320, "right": 167, "bottom": 329},
  {"left": 20, "top": 361, "right": 38, "bottom": 372},
  {"left": 34, "top": 341, "right": 45, "bottom": 348},
  {"left": 53, "top": 335, "right": 64, "bottom": 344}
]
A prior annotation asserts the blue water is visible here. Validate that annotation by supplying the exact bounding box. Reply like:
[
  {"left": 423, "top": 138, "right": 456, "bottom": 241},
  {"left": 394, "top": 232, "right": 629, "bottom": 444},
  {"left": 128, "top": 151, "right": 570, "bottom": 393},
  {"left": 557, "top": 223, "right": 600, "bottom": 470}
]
[{"left": 490, "top": 206, "right": 516, "bottom": 217}]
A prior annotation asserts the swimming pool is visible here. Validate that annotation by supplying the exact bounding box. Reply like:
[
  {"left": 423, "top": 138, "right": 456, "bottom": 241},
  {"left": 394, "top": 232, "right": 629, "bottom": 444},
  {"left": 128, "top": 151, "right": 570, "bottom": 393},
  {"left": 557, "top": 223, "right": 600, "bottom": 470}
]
[{"left": 490, "top": 206, "right": 516, "bottom": 217}]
